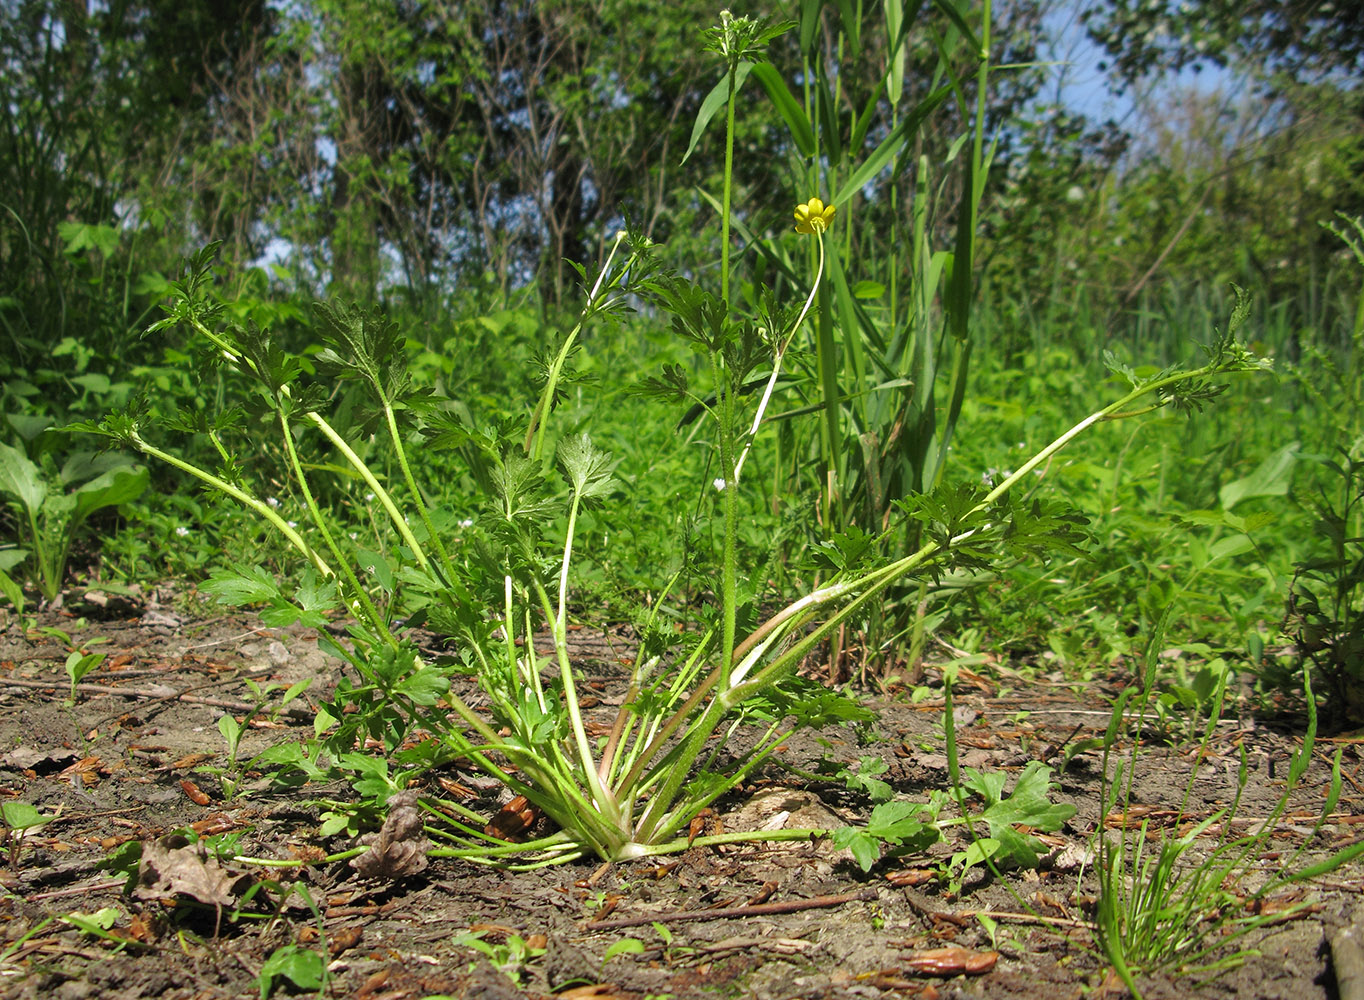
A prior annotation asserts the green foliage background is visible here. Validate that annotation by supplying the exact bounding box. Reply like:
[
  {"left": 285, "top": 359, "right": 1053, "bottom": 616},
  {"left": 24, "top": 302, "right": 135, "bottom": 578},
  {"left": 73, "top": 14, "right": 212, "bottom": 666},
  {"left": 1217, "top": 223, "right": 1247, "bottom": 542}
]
[{"left": 1, "top": 0, "right": 1361, "bottom": 701}]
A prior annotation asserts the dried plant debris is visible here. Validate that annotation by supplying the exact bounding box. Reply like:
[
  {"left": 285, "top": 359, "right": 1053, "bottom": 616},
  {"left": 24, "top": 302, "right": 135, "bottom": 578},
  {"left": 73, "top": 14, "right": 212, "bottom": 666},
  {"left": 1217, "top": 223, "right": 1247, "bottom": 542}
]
[
  {"left": 134, "top": 834, "right": 252, "bottom": 908},
  {"left": 351, "top": 790, "right": 430, "bottom": 881}
]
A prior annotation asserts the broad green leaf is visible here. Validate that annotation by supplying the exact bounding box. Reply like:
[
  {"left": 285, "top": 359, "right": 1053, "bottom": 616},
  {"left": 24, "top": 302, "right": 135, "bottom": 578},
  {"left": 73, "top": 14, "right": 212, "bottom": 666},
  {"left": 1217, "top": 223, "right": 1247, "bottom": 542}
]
[
  {"left": 0, "top": 441, "right": 45, "bottom": 516},
  {"left": 750, "top": 62, "right": 814, "bottom": 157},
  {"left": 1206, "top": 534, "right": 1255, "bottom": 564},
  {"left": 604, "top": 938, "right": 646, "bottom": 961},
  {"left": 70, "top": 465, "right": 149, "bottom": 525},
  {"left": 6, "top": 414, "right": 52, "bottom": 443},
  {"left": 1, "top": 801, "right": 49, "bottom": 831},
  {"left": 1219, "top": 442, "right": 1299, "bottom": 510},
  {"left": 0, "top": 565, "right": 23, "bottom": 611},
  {"left": 60, "top": 449, "right": 137, "bottom": 486},
  {"left": 682, "top": 62, "right": 753, "bottom": 165},
  {"left": 356, "top": 547, "right": 395, "bottom": 592},
  {"left": 990, "top": 826, "right": 1042, "bottom": 868},
  {"left": 71, "top": 373, "right": 111, "bottom": 394},
  {"left": 260, "top": 570, "right": 335, "bottom": 629},
  {"left": 834, "top": 799, "right": 938, "bottom": 872},
  {"left": 841, "top": 755, "right": 893, "bottom": 803},
  {"left": 58, "top": 221, "right": 120, "bottom": 258},
  {"left": 832, "top": 827, "right": 880, "bottom": 872},
  {"left": 63, "top": 907, "right": 123, "bottom": 941},
  {"left": 866, "top": 800, "right": 927, "bottom": 839},
  {"left": 558, "top": 433, "right": 617, "bottom": 500},
  {"left": 257, "top": 944, "right": 325, "bottom": 999},
  {"left": 979, "top": 762, "right": 1075, "bottom": 834},
  {"left": 293, "top": 572, "right": 338, "bottom": 619},
  {"left": 832, "top": 85, "right": 951, "bottom": 206},
  {"left": 65, "top": 650, "right": 105, "bottom": 689},
  {"left": 395, "top": 666, "right": 450, "bottom": 707},
  {"left": 218, "top": 713, "right": 243, "bottom": 750}
]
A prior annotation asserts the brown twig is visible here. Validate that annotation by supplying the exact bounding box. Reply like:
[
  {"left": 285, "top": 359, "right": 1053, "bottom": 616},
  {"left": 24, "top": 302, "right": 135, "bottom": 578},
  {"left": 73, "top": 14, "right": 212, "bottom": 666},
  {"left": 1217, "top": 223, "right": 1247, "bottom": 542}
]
[
  {"left": 584, "top": 887, "right": 877, "bottom": 931},
  {"left": 28, "top": 878, "right": 127, "bottom": 902},
  {"left": 0, "top": 676, "right": 313, "bottom": 721}
]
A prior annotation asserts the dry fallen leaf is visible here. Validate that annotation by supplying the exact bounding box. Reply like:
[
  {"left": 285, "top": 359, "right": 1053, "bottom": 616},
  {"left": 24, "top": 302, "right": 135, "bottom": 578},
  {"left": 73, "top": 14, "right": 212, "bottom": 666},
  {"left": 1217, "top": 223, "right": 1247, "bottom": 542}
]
[
  {"left": 350, "top": 789, "right": 430, "bottom": 880},
  {"left": 180, "top": 780, "right": 211, "bottom": 806},
  {"left": 134, "top": 835, "right": 252, "bottom": 909},
  {"left": 156, "top": 753, "right": 215, "bottom": 772},
  {"left": 328, "top": 925, "right": 364, "bottom": 956},
  {"left": 189, "top": 813, "right": 238, "bottom": 837},
  {"left": 557, "top": 985, "right": 628, "bottom": 1000},
  {"left": 58, "top": 756, "right": 104, "bottom": 787},
  {"left": 903, "top": 946, "right": 999, "bottom": 976},
  {"left": 484, "top": 794, "right": 540, "bottom": 842},
  {"left": 885, "top": 868, "right": 936, "bottom": 887}
]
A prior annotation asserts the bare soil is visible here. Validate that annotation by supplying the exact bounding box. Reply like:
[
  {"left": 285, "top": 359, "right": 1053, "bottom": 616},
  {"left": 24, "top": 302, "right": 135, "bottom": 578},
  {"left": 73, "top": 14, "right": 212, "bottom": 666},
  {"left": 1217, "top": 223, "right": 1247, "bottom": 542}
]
[{"left": 0, "top": 595, "right": 1361, "bottom": 1000}]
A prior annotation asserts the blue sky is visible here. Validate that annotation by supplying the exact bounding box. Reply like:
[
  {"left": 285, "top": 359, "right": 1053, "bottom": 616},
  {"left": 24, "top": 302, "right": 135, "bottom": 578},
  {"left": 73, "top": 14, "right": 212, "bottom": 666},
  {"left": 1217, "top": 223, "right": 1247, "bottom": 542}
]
[{"left": 1040, "top": 2, "right": 1238, "bottom": 128}]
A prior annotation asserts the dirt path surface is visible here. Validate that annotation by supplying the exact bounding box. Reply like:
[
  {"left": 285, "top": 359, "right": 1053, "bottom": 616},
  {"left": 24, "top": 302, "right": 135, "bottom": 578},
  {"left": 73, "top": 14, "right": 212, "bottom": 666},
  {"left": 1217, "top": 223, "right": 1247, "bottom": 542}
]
[{"left": 0, "top": 602, "right": 1360, "bottom": 1000}]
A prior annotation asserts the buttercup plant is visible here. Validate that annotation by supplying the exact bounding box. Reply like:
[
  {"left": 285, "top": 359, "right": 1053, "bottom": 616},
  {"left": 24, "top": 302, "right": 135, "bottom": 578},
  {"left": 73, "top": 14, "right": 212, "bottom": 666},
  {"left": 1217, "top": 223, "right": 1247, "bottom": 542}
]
[{"left": 85, "top": 234, "right": 1269, "bottom": 872}]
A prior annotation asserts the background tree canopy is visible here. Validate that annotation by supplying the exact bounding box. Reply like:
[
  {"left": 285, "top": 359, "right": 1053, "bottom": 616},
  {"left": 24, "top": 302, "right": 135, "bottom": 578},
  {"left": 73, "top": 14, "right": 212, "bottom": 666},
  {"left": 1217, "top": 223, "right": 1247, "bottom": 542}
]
[{"left": 1, "top": 0, "right": 1360, "bottom": 366}]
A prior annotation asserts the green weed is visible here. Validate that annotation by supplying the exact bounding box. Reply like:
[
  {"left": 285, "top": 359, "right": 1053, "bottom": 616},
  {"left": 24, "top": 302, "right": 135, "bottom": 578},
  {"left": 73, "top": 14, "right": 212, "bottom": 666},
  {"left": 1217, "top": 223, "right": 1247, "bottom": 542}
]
[{"left": 0, "top": 439, "right": 147, "bottom": 601}]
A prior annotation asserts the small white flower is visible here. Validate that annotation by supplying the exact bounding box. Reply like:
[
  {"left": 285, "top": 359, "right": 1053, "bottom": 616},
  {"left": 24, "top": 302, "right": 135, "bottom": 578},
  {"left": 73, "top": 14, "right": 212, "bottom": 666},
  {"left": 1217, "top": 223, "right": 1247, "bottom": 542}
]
[
  {"left": 266, "top": 496, "right": 280, "bottom": 508},
  {"left": 348, "top": 532, "right": 358, "bottom": 540},
  {"left": 364, "top": 492, "right": 375, "bottom": 502},
  {"left": 287, "top": 520, "right": 298, "bottom": 528},
  {"left": 458, "top": 518, "right": 473, "bottom": 529},
  {"left": 713, "top": 477, "right": 727, "bottom": 491},
  {"left": 175, "top": 526, "right": 190, "bottom": 537}
]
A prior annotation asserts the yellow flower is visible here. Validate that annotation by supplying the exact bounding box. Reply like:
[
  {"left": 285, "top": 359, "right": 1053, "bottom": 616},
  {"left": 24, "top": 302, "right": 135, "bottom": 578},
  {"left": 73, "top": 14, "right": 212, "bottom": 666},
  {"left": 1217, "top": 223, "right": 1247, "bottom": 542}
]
[{"left": 793, "top": 197, "right": 835, "bottom": 235}]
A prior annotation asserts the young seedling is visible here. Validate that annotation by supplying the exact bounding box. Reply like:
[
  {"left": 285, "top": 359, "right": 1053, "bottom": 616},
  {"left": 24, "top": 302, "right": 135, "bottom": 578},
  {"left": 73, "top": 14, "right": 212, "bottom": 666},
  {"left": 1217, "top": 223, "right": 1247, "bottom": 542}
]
[
  {"left": 64, "top": 643, "right": 107, "bottom": 707},
  {"left": 1, "top": 800, "right": 53, "bottom": 870}
]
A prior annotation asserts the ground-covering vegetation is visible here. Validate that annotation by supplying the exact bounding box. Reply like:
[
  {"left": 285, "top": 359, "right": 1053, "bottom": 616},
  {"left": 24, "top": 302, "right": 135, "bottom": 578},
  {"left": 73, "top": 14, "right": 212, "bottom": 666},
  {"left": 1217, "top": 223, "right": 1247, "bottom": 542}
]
[{"left": 2, "top": 1, "right": 1363, "bottom": 998}]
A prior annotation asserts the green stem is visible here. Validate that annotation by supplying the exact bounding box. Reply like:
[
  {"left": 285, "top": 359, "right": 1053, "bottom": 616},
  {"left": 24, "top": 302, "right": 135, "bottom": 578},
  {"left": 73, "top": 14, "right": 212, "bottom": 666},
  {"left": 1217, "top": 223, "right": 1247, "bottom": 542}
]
[
  {"left": 381, "top": 399, "right": 456, "bottom": 580},
  {"left": 526, "top": 234, "right": 630, "bottom": 460},
  {"left": 734, "top": 359, "right": 1253, "bottom": 697},
  {"left": 233, "top": 846, "right": 368, "bottom": 868},
  {"left": 732, "top": 232, "right": 825, "bottom": 484},
  {"left": 720, "top": 66, "right": 736, "bottom": 308},
  {"left": 546, "top": 495, "right": 616, "bottom": 823},
  {"left": 126, "top": 432, "right": 329, "bottom": 577},
  {"left": 276, "top": 410, "right": 393, "bottom": 646},
  {"left": 620, "top": 826, "right": 828, "bottom": 861},
  {"left": 715, "top": 350, "right": 738, "bottom": 687},
  {"left": 305, "top": 412, "right": 430, "bottom": 570}
]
